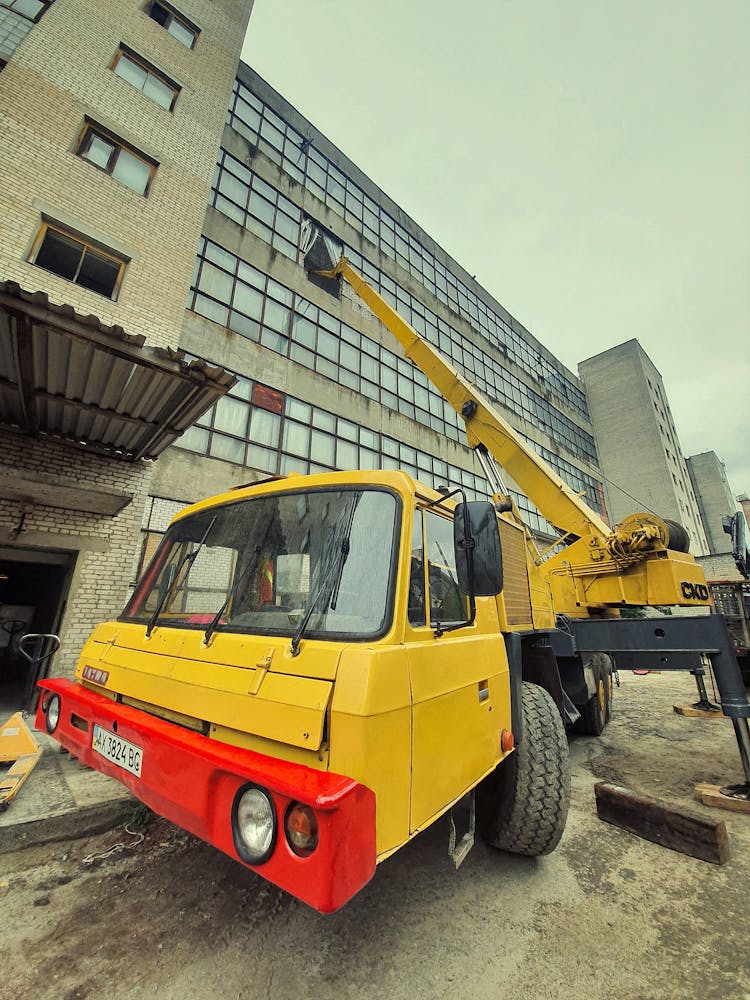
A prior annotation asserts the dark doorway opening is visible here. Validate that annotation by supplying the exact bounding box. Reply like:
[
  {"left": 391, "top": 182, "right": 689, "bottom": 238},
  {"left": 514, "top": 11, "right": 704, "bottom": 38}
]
[{"left": 0, "top": 547, "right": 76, "bottom": 717}]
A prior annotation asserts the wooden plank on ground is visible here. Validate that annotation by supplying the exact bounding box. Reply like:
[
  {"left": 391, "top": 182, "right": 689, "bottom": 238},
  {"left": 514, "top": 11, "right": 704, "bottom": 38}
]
[
  {"left": 594, "top": 782, "right": 731, "bottom": 864},
  {"left": 673, "top": 704, "right": 723, "bottom": 718},
  {"left": 694, "top": 782, "right": 750, "bottom": 815}
]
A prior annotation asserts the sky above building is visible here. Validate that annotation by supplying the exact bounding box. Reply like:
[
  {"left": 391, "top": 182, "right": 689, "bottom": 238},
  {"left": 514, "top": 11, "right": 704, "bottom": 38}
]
[{"left": 241, "top": 0, "right": 750, "bottom": 502}]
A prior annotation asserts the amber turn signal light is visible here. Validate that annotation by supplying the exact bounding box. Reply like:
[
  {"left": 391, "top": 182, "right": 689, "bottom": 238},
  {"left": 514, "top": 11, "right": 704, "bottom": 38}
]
[
  {"left": 285, "top": 802, "right": 319, "bottom": 857},
  {"left": 500, "top": 728, "right": 514, "bottom": 753}
]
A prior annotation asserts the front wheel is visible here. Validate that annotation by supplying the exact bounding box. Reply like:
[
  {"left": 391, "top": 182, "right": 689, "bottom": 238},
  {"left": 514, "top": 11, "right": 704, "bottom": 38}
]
[{"left": 477, "top": 681, "right": 570, "bottom": 856}]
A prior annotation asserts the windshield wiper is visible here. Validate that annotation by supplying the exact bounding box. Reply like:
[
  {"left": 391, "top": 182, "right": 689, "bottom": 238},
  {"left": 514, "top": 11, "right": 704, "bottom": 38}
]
[
  {"left": 203, "top": 544, "right": 263, "bottom": 645},
  {"left": 289, "top": 496, "right": 360, "bottom": 657},
  {"left": 145, "top": 517, "right": 216, "bottom": 638}
]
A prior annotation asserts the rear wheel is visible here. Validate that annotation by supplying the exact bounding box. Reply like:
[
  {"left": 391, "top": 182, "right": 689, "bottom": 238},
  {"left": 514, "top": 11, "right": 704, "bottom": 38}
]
[
  {"left": 575, "top": 654, "right": 611, "bottom": 736},
  {"left": 477, "top": 681, "right": 570, "bottom": 856}
]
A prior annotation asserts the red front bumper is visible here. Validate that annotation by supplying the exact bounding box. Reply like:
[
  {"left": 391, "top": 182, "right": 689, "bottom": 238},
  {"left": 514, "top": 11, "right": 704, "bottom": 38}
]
[{"left": 36, "top": 679, "right": 376, "bottom": 913}]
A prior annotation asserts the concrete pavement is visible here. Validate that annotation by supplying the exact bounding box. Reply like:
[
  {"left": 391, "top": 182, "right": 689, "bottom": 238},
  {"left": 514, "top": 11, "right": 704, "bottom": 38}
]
[{"left": 0, "top": 724, "right": 135, "bottom": 854}]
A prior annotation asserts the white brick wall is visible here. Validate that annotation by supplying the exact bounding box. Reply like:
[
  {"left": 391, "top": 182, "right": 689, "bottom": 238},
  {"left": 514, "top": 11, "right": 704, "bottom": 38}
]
[
  {"left": 0, "top": 0, "right": 254, "bottom": 348},
  {"left": 0, "top": 430, "right": 153, "bottom": 676}
]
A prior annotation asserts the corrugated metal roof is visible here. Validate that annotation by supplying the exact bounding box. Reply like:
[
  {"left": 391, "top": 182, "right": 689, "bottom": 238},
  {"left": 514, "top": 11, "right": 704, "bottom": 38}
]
[{"left": 0, "top": 281, "right": 235, "bottom": 461}]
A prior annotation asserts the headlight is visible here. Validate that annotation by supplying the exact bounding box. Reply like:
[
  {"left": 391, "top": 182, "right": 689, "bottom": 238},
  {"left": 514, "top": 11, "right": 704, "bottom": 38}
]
[
  {"left": 231, "top": 784, "right": 276, "bottom": 865},
  {"left": 285, "top": 803, "right": 319, "bottom": 857},
  {"left": 45, "top": 694, "right": 61, "bottom": 734}
]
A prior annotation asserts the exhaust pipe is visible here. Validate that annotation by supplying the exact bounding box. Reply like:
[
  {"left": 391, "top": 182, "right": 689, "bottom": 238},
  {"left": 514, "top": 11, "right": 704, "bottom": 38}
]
[{"left": 301, "top": 220, "right": 343, "bottom": 274}]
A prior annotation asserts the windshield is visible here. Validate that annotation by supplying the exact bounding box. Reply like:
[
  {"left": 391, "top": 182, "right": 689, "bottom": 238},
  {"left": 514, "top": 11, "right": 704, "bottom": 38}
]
[{"left": 123, "top": 488, "right": 400, "bottom": 640}]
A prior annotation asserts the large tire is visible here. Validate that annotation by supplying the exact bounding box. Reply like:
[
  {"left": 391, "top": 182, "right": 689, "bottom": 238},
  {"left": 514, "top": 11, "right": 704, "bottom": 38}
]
[
  {"left": 574, "top": 653, "right": 610, "bottom": 736},
  {"left": 476, "top": 681, "right": 570, "bottom": 856}
]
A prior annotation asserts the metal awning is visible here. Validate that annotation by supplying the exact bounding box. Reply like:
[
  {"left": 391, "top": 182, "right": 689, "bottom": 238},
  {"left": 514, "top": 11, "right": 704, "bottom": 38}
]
[{"left": 0, "top": 281, "right": 236, "bottom": 461}]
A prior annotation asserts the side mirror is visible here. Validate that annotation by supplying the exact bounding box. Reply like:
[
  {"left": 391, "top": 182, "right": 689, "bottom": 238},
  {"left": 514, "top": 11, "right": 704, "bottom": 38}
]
[{"left": 454, "top": 501, "right": 503, "bottom": 597}]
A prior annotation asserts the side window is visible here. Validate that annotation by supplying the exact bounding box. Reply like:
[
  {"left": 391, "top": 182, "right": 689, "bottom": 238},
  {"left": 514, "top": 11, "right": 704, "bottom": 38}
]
[
  {"left": 425, "top": 510, "right": 466, "bottom": 626},
  {"left": 408, "top": 510, "right": 467, "bottom": 628},
  {"left": 408, "top": 512, "right": 426, "bottom": 626},
  {"left": 147, "top": 1, "right": 199, "bottom": 48},
  {"left": 30, "top": 223, "right": 127, "bottom": 299}
]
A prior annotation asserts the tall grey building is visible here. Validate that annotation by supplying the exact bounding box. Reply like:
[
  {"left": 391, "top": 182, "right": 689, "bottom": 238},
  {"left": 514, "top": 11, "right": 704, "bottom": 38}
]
[
  {"left": 687, "top": 451, "right": 739, "bottom": 555},
  {"left": 579, "top": 339, "right": 709, "bottom": 555}
]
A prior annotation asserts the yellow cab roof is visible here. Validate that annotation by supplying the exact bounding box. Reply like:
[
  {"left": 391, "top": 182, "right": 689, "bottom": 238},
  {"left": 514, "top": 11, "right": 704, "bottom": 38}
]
[{"left": 169, "top": 469, "right": 458, "bottom": 527}]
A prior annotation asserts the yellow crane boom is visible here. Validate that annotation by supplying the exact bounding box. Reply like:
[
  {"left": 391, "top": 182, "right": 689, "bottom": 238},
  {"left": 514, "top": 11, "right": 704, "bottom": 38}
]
[{"left": 302, "top": 222, "right": 708, "bottom": 614}]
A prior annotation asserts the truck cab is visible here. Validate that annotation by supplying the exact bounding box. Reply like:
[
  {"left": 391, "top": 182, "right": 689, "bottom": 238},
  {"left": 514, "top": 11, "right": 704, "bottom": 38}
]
[{"left": 38, "top": 470, "right": 569, "bottom": 912}]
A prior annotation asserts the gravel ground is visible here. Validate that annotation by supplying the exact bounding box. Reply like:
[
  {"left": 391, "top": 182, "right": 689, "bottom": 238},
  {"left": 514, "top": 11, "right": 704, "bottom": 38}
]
[{"left": 1, "top": 670, "right": 749, "bottom": 1000}]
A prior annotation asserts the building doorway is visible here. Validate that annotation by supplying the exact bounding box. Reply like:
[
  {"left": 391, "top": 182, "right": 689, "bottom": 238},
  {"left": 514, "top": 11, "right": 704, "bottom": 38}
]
[{"left": 0, "top": 546, "right": 76, "bottom": 716}]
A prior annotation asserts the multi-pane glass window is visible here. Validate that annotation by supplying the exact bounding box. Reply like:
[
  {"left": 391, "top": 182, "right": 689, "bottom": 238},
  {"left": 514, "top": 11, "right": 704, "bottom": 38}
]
[
  {"left": 147, "top": 1, "right": 197, "bottom": 48},
  {"left": 210, "top": 150, "right": 301, "bottom": 259},
  {"left": 189, "top": 237, "right": 464, "bottom": 443},
  {"left": 226, "top": 76, "right": 589, "bottom": 421},
  {"left": 76, "top": 123, "right": 156, "bottom": 196},
  {"left": 0, "top": 0, "right": 53, "bottom": 64},
  {"left": 176, "top": 359, "right": 585, "bottom": 540},
  {"left": 112, "top": 48, "right": 179, "bottom": 110},
  {"left": 31, "top": 223, "right": 126, "bottom": 298},
  {"left": 189, "top": 234, "right": 598, "bottom": 465},
  {"left": 208, "top": 149, "right": 596, "bottom": 463}
]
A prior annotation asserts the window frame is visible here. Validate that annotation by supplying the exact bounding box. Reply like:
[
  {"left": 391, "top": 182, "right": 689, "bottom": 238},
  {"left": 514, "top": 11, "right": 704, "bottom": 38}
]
[
  {"left": 146, "top": 0, "right": 199, "bottom": 48},
  {"left": 29, "top": 222, "right": 128, "bottom": 300},
  {"left": 75, "top": 120, "right": 158, "bottom": 197},
  {"left": 111, "top": 46, "right": 180, "bottom": 111}
]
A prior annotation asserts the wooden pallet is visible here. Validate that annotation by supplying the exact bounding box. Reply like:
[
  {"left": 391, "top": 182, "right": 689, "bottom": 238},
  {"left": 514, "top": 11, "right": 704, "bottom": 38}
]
[{"left": 0, "top": 712, "right": 43, "bottom": 810}]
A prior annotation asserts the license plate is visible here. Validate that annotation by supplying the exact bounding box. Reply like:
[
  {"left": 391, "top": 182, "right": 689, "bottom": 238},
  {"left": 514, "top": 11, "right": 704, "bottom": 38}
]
[{"left": 92, "top": 724, "right": 143, "bottom": 778}]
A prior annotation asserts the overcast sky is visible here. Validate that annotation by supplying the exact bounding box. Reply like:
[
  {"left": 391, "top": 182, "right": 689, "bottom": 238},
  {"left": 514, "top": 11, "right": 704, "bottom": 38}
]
[{"left": 241, "top": 1, "right": 750, "bottom": 500}]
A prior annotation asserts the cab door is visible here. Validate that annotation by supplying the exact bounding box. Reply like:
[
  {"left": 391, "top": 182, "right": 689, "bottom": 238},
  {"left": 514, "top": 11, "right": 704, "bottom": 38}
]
[{"left": 406, "top": 508, "right": 508, "bottom": 832}]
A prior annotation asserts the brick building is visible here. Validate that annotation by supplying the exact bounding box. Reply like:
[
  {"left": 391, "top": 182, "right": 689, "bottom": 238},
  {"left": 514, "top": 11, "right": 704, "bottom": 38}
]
[{"left": 0, "top": 0, "right": 253, "bottom": 701}]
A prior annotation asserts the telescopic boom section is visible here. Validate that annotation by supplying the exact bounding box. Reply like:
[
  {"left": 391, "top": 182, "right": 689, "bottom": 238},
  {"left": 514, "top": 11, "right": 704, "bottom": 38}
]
[{"left": 302, "top": 225, "right": 610, "bottom": 546}]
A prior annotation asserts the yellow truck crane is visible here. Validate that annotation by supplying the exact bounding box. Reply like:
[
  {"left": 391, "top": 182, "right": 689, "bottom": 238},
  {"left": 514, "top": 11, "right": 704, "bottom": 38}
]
[
  {"left": 300, "top": 221, "right": 750, "bottom": 786},
  {"left": 36, "top": 226, "right": 750, "bottom": 913}
]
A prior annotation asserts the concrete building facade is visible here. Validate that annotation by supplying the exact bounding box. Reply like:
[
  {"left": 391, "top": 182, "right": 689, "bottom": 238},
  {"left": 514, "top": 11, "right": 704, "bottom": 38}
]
[
  {"left": 0, "top": 0, "right": 253, "bottom": 697},
  {"left": 153, "top": 62, "right": 606, "bottom": 556},
  {"left": 1, "top": 3, "right": 605, "bottom": 704},
  {"left": 579, "top": 339, "right": 709, "bottom": 555}
]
